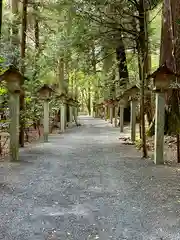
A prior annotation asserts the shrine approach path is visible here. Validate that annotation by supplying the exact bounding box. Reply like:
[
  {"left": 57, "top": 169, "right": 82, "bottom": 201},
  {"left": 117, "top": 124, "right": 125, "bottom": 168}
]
[{"left": 0, "top": 116, "right": 180, "bottom": 239}]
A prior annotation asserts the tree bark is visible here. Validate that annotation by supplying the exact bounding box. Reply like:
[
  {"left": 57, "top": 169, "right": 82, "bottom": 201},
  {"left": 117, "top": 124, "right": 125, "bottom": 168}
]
[
  {"left": 33, "top": 2, "right": 40, "bottom": 80},
  {"left": 116, "top": 33, "right": 129, "bottom": 87},
  {"left": 19, "top": 0, "right": 28, "bottom": 147},
  {"left": 144, "top": 10, "right": 153, "bottom": 125},
  {"left": 11, "top": 0, "right": 19, "bottom": 65},
  {"left": 0, "top": 0, "right": 3, "bottom": 36},
  {"left": 138, "top": 0, "right": 148, "bottom": 158}
]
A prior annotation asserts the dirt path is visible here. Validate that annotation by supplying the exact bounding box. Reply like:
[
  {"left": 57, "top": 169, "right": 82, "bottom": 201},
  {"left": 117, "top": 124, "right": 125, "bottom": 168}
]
[{"left": 0, "top": 116, "right": 180, "bottom": 239}]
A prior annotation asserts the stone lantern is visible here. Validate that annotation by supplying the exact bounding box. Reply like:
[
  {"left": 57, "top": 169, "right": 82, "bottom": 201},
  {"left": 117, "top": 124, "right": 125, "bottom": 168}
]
[
  {"left": 124, "top": 85, "right": 139, "bottom": 142},
  {"left": 116, "top": 96, "right": 127, "bottom": 133},
  {"left": 38, "top": 84, "right": 53, "bottom": 100},
  {"left": 38, "top": 84, "right": 53, "bottom": 142},
  {"left": 129, "top": 86, "right": 139, "bottom": 142},
  {"left": 107, "top": 99, "right": 115, "bottom": 124},
  {"left": 123, "top": 85, "right": 139, "bottom": 98},
  {"left": 148, "top": 62, "right": 177, "bottom": 164},
  {"left": 0, "top": 66, "right": 24, "bottom": 161},
  {"left": 151, "top": 63, "right": 174, "bottom": 91}
]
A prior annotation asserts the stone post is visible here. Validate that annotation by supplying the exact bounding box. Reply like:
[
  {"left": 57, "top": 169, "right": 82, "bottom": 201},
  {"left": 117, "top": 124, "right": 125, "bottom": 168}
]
[
  {"left": 154, "top": 91, "right": 165, "bottom": 164},
  {"left": 114, "top": 104, "right": 119, "bottom": 127},
  {"left": 60, "top": 103, "right": 65, "bottom": 133},
  {"left": 104, "top": 105, "right": 108, "bottom": 121},
  {"left": 109, "top": 105, "right": 113, "bottom": 124},
  {"left": 43, "top": 99, "right": 49, "bottom": 142},
  {"left": 119, "top": 99, "right": 126, "bottom": 133},
  {"left": 69, "top": 105, "right": 73, "bottom": 127},
  {"left": 119, "top": 105, "right": 124, "bottom": 132},
  {"left": 9, "top": 92, "right": 20, "bottom": 161},
  {"left": 64, "top": 103, "right": 67, "bottom": 129},
  {"left": 73, "top": 105, "right": 78, "bottom": 125},
  {"left": 130, "top": 97, "right": 138, "bottom": 142}
]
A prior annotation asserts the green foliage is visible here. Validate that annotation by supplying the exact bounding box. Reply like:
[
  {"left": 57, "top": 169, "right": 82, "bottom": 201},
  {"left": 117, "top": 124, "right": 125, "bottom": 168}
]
[{"left": 0, "top": 0, "right": 162, "bottom": 121}]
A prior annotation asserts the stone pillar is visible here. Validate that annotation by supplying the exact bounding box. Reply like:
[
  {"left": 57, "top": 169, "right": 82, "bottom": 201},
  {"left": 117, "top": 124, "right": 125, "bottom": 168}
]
[
  {"left": 9, "top": 92, "right": 20, "bottom": 161},
  {"left": 109, "top": 105, "right": 113, "bottom": 124},
  {"left": 154, "top": 91, "right": 165, "bottom": 164},
  {"left": 69, "top": 105, "right": 73, "bottom": 127},
  {"left": 114, "top": 104, "right": 119, "bottom": 127},
  {"left": 130, "top": 98, "right": 137, "bottom": 142},
  {"left": 60, "top": 103, "right": 65, "bottom": 133},
  {"left": 104, "top": 105, "right": 108, "bottom": 121},
  {"left": 43, "top": 99, "right": 49, "bottom": 142},
  {"left": 120, "top": 105, "right": 124, "bottom": 132},
  {"left": 74, "top": 105, "right": 78, "bottom": 125},
  {"left": 64, "top": 104, "right": 67, "bottom": 129}
]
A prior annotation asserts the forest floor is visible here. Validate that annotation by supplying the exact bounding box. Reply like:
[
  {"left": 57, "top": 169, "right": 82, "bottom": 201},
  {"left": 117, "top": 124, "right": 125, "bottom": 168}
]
[
  {"left": 0, "top": 116, "right": 180, "bottom": 239},
  {"left": 146, "top": 135, "right": 178, "bottom": 165}
]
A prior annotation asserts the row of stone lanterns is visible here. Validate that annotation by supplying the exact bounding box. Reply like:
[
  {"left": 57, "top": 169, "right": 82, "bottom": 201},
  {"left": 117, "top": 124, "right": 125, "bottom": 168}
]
[
  {"left": 99, "top": 85, "right": 139, "bottom": 143},
  {"left": 38, "top": 85, "right": 79, "bottom": 141},
  {"left": 0, "top": 66, "right": 79, "bottom": 162},
  {"left": 99, "top": 62, "right": 179, "bottom": 165}
]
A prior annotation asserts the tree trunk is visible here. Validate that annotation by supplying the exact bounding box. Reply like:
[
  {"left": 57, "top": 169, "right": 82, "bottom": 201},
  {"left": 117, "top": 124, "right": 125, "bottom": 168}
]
[
  {"left": 0, "top": 0, "right": 3, "bottom": 36},
  {"left": 87, "top": 80, "right": 91, "bottom": 115},
  {"left": 33, "top": 3, "right": 39, "bottom": 80},
  {"left": 11, "top": 0, "right": 19, "bottom": 65},
  {"left": 144, "top": 10, "right": 153, "bottom": 125},
  {"left": 58, "top": 58, "right": 65, "bottom": 94},
  {"left": 19, "top": 0, "right": 28, "bottom": 147},
  {"left": 92, "top": 43, "right": 97, "bottom": 116},
  {"left": 116, "top": 34, "right": 129, "bottom": 87},
  {"left": 138, "top": 0, "right": 148, "bottom": 158}
]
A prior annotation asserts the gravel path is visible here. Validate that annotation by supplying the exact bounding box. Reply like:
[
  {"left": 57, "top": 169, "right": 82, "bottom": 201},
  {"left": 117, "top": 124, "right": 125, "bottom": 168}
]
[{"left": 0, "top": 116, "right": 180, "bottom": 240}]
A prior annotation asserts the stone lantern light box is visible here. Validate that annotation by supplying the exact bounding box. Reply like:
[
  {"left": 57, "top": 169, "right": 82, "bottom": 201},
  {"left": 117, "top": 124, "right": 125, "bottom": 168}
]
[
  {"left": 123, "top": 85, "right": 139, "bottom": 98},
  {"left": 67, "top": 94, "right": 74, "bottom": 105},
  {"left": 148, "top": 62, "right": 178, "bottom": 90},
  {"left": 0, "top": 66, "right": 24, "bottom": 93},
  {"left": 38, "top": 84, "right": 53, "bottom": 100},
  {"left": 57, "top": 92, "right": 67, "bottom": 101}
]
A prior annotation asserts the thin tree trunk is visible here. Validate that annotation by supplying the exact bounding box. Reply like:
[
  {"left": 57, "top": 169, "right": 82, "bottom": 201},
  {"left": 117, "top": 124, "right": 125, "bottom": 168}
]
[
  {"left": 33, "top": 3, "right": 39, "bottom": 80},
  {"left": 58, "top": 58, "right": 65, "bottom": 94},
  {"left": 144, "top": 10, "right": 153, "bottom": 125},
  {"left": 0, "top": 0, "right": 3, "bottom": 36},
  {"left": 116, "top": 33, "right": 129, "bottom": 87},
  {"left": 87, "top": 80, "right": 91, "bottom": 115},
  {"left": 19, "top": 0, "right": 28, "bottom": 147},
  {"left": 92, "top": 43, "right": 97, "bottom": 116},
  {"left": 11, "top": 0, "right": 19, "bottom": 65},
  {"left": 138, "top": 0, "right": 148, "bottom": 158}
]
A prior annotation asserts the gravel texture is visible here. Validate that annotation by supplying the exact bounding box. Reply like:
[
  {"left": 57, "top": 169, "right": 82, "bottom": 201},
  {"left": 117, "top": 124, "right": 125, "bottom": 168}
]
[{"left": 0, "top": 116, "right": 180, "bottom": 239}]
